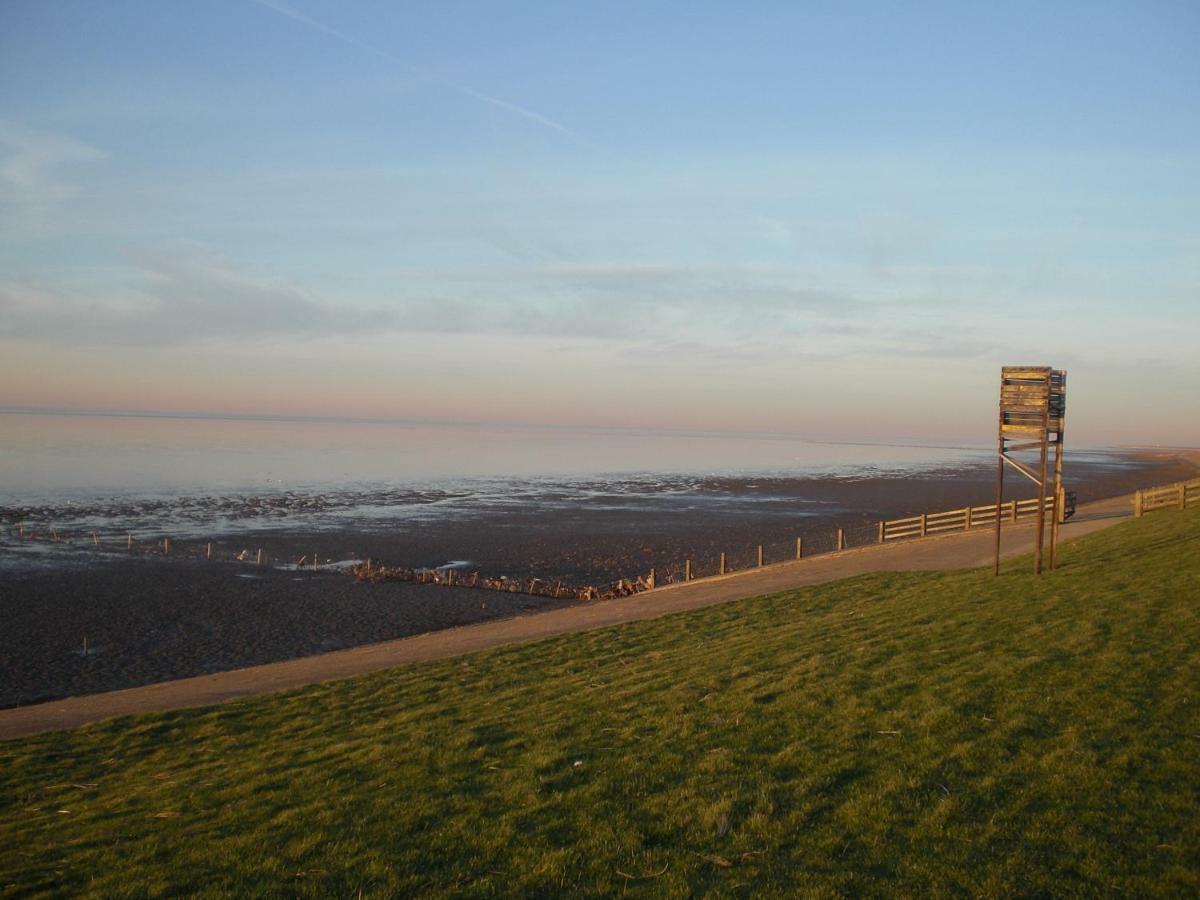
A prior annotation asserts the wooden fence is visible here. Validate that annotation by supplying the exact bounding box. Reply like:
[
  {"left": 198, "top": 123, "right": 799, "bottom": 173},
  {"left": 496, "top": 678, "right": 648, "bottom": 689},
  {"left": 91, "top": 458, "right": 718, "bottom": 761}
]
[
  {"left": 10, "top": 477, "right": 1197, "bottom": 601},
  {"left": 879, "top": 495, "right": 1060, "bottom": 542},
  {"left": 1133, "top": 480, "right": 1200, "bottom": 517}
]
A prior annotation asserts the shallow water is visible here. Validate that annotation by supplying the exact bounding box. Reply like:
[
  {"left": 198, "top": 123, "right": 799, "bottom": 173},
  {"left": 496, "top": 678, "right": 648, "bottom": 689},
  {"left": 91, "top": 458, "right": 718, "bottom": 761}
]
[
  {"left": 0, "top": 411, "right": 1142, "bottom": 572},
  {"left": 0, "top": 411, "right": 988, "bottom": 498}
]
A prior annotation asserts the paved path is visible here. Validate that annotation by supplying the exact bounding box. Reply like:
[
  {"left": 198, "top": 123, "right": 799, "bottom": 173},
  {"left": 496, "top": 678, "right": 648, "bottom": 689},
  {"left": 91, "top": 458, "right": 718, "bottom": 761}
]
[{"left": 0, "top": 494, "right": 1135, "bottom": 741}]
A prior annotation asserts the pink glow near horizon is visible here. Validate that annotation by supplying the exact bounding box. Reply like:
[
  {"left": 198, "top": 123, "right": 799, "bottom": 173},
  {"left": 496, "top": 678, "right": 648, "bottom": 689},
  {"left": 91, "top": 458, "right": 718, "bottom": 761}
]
[{"left": 2, "top": 339, "right": 1195, "bottom": 448}]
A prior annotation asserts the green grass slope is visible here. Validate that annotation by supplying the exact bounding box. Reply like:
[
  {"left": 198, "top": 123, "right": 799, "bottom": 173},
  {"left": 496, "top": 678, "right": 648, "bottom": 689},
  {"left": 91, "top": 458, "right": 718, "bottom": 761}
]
[{"left": 2, "top": 508, "right": 1199, "bottom": 897}]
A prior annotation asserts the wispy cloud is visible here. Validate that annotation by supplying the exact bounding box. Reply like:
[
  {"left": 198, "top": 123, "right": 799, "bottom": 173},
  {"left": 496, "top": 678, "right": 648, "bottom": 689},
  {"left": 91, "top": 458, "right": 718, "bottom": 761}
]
[
  {"left": 250, "top": 0, "right": 582, "bottom": 141},
  {"left": 0, "top": 244, "right": 346, "bottom": 345},
  {"left": 0, "top": 120, "right": 102, "bottom": 216},
  {"left": 0, "top": 244, "right": 880, "bottom": 349}
]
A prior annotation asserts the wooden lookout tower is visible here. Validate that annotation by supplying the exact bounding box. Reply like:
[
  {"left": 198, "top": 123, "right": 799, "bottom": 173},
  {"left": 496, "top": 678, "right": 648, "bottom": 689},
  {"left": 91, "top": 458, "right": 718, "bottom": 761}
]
[{"left": 994, "top": 366, "right": 1067, "bottom": 575}]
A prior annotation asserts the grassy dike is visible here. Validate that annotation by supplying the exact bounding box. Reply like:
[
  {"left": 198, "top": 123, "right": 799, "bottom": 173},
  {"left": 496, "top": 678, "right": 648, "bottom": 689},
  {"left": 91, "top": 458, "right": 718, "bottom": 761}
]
[{"left": 2, "top": 507, "right": 1198, "bottom": 897}]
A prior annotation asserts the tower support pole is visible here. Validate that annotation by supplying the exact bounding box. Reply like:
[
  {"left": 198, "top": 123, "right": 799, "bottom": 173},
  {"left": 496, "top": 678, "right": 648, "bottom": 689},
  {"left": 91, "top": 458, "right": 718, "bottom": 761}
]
[
  {"left": 1049, "top": 373, "right": 1067, "bottom": 570},
  {"left": 1032, "top": 379, "right": 1051, "bottom": 575},
  {"left": 993, "top": 433, "right": 1004, "bottom": 576}
]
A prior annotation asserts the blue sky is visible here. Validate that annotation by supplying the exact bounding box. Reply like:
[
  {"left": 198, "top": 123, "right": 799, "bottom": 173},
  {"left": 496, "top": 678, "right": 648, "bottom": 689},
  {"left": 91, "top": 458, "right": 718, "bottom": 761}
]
[{"left": 1, "top": 1, "right": 1197, "bottom": 444}]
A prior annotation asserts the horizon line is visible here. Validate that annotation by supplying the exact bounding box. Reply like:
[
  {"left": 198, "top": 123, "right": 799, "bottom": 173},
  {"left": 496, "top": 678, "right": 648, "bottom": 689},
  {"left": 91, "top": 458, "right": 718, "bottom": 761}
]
[
  {"left": 0, "top": 405, "right": 1175, "bottom": 453},
  {"left": 0, "top": 405, "right": 1002, "bottom": 453}
]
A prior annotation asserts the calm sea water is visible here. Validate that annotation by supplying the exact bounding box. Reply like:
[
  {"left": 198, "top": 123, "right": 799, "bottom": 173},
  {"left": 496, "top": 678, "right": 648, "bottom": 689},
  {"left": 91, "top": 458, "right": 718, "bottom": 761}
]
[
  {"left": 0, "top": 412, "right": 986, "bottom": 501},
  {"left": 1, "top": 412, "right": 1141, "bottom": 573}
]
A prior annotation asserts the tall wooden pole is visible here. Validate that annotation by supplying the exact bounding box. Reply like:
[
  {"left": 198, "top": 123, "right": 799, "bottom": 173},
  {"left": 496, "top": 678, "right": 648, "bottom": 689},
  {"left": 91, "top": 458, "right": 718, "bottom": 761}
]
[
  {"left": 1033, "top": 376, "right": 1051, "bottom": 575},
  {"left": 1049, "top": 372, "right": 1067, "bottom": 571},
  {"left": 993, "top": 386, "right": 1005, "bottom": 576}
]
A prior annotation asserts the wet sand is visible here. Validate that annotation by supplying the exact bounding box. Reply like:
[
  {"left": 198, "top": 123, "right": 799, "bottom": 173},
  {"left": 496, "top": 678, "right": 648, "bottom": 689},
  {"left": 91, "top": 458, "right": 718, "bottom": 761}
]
[
  {"left": 1, "top": 451, "right": 1195, "bottom": 708},
  {"left": 0, "top": 493, "right": 1137, "bottom": 741}
]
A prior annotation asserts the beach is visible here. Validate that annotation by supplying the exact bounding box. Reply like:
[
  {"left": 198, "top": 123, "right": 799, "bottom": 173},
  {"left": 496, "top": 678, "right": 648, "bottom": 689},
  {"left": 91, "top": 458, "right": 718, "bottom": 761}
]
[{"left": 2, "top": 448, "right": 1195, "bottom": 709}]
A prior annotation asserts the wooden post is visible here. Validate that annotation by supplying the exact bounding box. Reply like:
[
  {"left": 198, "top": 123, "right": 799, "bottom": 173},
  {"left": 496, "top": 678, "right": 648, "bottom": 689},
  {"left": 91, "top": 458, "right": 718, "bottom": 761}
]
[
  {"left": 1134, "top": 490, "right": 1143, "bottom": 518},
  {"left": 963, "top": 508, "right": 971, "bottom": 531},
  {"left": 836, "top": 528, "right": 845, "bottom": 551},
  {"left": 206, "top": 542, "right": 212, "bottom": 561},
  {"left": 685, "top": 559, "right": 692, "bottom": 581},
  {"left": 313, "top": 552, "right": 319, "bottom": 570},
  {"left": 163, "top": 537, "right": 170, "bottom": 556},
  {"left": 127, "top": 533, "right": 133, "bottom": 550},
  {"left": 920, "top": 514, "right": 928, "bottom": 538},
  {"left": 796, "top": 537, "right": 803, "bottom": 559},
  {"left": 878, "top": 522, "right": 884, "bottom": 543},
  {"left": 1050, "top": 487, "right": 1062, "bottom": 570},
  {"left": 994, "top": 418, "right": 1004, "bottom": 576},
  {"left": 757, "top": 545, "right": 763, "bottom": 567},
  {"left": 366, "top": 558, "right": 372, "bottom": 577},
  {"left": 1049, "top": 377, "right": 1067, "bottom": 571},
  {"left": 1180, "top": 483, "right": 1187, "bottom": 510},
  {"left": 256, "top": 548, "right": 263, "bottom": 567},
  {"left": 719, "top": 552, "right": 726, "bottom": 575},
  {"left": 648, "top": 568, "right": 655, "bottom": 588}
]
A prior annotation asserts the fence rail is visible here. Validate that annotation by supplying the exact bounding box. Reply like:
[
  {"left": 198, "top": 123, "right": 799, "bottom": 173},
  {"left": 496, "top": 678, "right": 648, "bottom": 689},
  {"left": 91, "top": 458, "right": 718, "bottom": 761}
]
[
  {"left": 1134, "top": 480, "right": 1200, "bottom": 517},
  {"left": 880, "top": 495, "right": 1059, "bottom": 542},
  {"left": 6, "top": 477, "right": 1195, "bottom": 601}
]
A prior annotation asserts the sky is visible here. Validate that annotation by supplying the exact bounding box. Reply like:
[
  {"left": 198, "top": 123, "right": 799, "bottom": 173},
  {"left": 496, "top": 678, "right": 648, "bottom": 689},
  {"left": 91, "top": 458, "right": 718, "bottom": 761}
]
[{"left": 1, "top": 0, "right": 1197, "bottom": 446}]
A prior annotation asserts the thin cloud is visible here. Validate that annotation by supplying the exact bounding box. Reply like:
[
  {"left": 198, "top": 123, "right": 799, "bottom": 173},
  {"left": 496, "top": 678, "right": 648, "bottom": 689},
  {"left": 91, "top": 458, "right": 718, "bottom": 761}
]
[
  {"left": 250, "top": 0, "right": 582, "bottom": 141},
  {"left": 0, "top": 245, "right": 875, "bottom": 348},
  {"left": 0, "top": 120, "right": 102, "bottom": 213}
]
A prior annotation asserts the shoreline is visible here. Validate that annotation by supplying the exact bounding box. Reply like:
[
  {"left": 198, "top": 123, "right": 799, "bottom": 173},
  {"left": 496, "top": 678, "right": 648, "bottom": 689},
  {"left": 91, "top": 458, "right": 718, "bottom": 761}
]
[{"left": 1, "top": 449, "right": 1196, "bottom": 709}]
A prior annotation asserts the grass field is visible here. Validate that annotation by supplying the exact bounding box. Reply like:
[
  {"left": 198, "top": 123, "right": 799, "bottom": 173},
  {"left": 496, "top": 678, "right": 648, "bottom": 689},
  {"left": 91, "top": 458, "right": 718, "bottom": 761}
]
[{"left": 2, "top": 507, "right": 1198, "bottom": 897}]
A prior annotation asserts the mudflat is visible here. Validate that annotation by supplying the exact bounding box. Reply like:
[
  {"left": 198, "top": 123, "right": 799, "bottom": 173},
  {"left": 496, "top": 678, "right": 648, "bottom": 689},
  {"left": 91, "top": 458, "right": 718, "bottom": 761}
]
[{"left": 1, "top": 451, "right": 1194, "bottom": 710}]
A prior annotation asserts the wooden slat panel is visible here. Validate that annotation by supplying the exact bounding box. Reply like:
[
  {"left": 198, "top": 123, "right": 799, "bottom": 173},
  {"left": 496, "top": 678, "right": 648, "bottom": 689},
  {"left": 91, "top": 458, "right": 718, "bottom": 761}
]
[
  {"left": 1144, "top": 496, "right": 1179, "bottom": 508},
  {"left": 1001, "top": 367, "right": 1052, "bottom": 378},
  {"left": 926, "top": 521, "right": 968, "bottom": 534},
  {"left": 926, "top": 508, "right": 968, "bottom": 522}
]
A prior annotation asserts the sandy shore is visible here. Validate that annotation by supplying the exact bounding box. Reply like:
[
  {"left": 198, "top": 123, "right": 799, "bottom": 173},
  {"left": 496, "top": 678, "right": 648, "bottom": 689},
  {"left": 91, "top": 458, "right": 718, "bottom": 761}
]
[{"left": 1, "top": 450, "right": 1195, "bottom": 708}]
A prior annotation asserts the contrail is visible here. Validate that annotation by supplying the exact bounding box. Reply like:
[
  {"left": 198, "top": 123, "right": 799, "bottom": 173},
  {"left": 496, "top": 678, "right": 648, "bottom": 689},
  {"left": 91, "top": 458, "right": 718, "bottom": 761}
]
[{"left": 250, "top": 0, "right": 579, "bottom": 140}]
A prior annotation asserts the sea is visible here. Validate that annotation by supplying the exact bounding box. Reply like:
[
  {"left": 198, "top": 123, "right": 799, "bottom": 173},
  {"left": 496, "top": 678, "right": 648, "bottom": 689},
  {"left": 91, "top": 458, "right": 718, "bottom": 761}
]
[{"left": 0, "top": 411, "right": 1134, "bottom": 571}]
